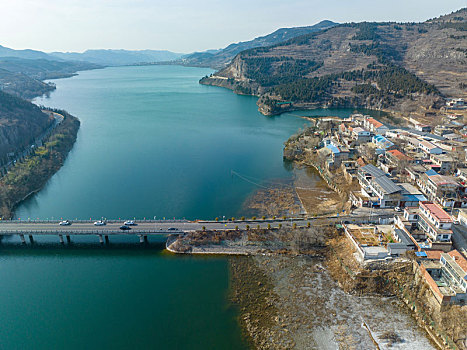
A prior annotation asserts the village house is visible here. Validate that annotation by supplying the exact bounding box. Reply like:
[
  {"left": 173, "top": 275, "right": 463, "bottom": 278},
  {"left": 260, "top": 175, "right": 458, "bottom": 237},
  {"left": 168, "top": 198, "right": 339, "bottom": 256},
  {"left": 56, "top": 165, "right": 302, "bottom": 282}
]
[
  {"left": 351, "top": 126, "right": 371, "bottom": 145},
  {"left": 419, "top": 140, "right": 443, "bottom": 155},
  {"left": 325, "top": 142, "right": 350, "bottom": 170},
  {"left": 341, "top": 160, "right": 358, "bottom": 181},
  {"left": 418, "top": 201, "right": 453, "bottom": 245},
  {"left": 446, "top": 98, "right": 465, "bottom": 109},
  {"left": 372, "top": 134, "right": 395, "bottom": 152},
  {"left": 385, "top": 149, "right": 414, "bottom": 168},
  {"left": 417, "top": 249, "right": 467, "bottom": 306},
  {"left": 363, "top": 116, "right": 389, "bottom": 135},
  {"left": 357, "top": 164, "right": 402, "bottom": 208},
  {"left": 395, "top": 207, "right": 420, "bottom": 231},
  {"left": 434, "top": 125, "right": 456, "bottom": 137},
  {"left": 429, "top": 153, "right": 455, "bottom": 174},
  {"left": 417, "top": 173, "right": 459, "bottom": 204},
  {"left": 457, "top": 208, "right": 467, "bottom": 227},
  {"left": 406, "top": 164, "right": 429, "bottom": 183},
  {"left": 388, "top": 227, "right": 417, "bottom": 256},
  {"left": 399, "top": 183, "right": 426, "bottom": 207},
  {"left": 415, "top": 124, "right": 432, "bottom": 133}
]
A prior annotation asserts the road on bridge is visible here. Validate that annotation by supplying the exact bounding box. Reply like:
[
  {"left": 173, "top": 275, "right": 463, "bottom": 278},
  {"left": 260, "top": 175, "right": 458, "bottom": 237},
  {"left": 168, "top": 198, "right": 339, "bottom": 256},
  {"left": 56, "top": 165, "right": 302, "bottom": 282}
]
[{"left": 0, "top": 219, "right": 310, "bottom": 236}]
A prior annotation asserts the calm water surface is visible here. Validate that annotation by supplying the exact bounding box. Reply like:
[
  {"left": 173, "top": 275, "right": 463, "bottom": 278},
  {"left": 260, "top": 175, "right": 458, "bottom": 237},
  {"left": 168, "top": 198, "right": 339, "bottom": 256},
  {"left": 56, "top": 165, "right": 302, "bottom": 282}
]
[{"left": 4, "top": 66, "right": 372, "bottom": 349}]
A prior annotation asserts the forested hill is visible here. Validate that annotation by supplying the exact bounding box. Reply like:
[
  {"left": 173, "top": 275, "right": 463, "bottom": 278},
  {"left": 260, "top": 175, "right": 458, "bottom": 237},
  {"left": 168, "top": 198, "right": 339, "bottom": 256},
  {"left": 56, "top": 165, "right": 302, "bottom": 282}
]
[
  {"left": 179, "top": 20, "right": 337, "bottom": 69},
  {"left": 0, "top": 57, "right": 101, "bottom": 99},
  {"left": 200, "top": 8, "right": 467, "bottom": 115},
  {"left": 0, "top": 91, "right": 53, "bottom": 165}
]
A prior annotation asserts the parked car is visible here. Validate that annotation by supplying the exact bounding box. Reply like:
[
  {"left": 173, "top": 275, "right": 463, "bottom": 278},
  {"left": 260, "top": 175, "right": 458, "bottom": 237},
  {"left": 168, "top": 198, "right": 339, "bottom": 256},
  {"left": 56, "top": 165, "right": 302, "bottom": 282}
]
[
  {"left": 120, "top": 225, "right": 131, "bottom": 230},
  {"left": 124, "top": 220, "right": 136, "bottom": 226},
  {"left": 394, "top": 207, "right": 402, "bottom": 212},
  {"left": 94, "top": 220, "right": 106, "bottom": 226},
  {"left": 59, "top": 220, "right": 71, "bottom": 226}
]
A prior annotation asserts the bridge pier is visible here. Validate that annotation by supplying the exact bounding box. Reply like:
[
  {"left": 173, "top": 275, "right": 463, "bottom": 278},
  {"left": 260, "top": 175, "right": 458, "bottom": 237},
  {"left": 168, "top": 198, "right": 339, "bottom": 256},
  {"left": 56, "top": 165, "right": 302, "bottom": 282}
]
[
  {"left": 105, "top": 235, "right": 109, "bottom": 244},
  {"left": 98, "top": 234, "right": 104, "bottom": 244},
  {"left": 139, "top": 235, "right": 148, "bottom": 244},
  {"left": 66, "top": 235, "right": 71, "bottom": 244},
  {"left": 19, "top": 234, "right": 26, "bottom": 244},
  {"left": 28, "top": 235, "right": 34, "bottom": 244},
  {"left": 59, "top": 234, "right": 64, "bottom": 244}
]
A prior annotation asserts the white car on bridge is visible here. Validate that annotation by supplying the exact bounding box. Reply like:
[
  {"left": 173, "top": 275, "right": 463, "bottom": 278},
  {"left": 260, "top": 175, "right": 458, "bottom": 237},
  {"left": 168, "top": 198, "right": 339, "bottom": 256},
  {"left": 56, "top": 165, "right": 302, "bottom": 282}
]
[{"left": 94, "top": 220, "right": 106, "bottom": 226}]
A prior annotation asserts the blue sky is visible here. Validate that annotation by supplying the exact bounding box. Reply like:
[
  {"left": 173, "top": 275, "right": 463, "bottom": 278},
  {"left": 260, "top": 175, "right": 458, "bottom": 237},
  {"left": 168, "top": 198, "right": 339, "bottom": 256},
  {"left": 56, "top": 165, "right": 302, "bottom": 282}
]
[{"left": 0, "top": 0, "right": 465, "bottom": 53}]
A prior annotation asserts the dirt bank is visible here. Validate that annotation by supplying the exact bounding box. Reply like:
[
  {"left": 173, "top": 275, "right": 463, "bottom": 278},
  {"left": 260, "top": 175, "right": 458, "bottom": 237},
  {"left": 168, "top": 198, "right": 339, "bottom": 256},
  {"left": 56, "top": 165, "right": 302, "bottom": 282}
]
[{"left": 230, "top": 254, "right": 437, "bottom": 350}]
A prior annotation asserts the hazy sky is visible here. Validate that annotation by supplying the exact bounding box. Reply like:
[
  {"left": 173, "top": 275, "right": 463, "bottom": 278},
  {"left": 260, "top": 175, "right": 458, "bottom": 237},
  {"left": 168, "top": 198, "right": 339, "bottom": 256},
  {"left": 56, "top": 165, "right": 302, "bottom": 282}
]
[{"left": 0, "top": 0, "right": 465, "bottom": 53}]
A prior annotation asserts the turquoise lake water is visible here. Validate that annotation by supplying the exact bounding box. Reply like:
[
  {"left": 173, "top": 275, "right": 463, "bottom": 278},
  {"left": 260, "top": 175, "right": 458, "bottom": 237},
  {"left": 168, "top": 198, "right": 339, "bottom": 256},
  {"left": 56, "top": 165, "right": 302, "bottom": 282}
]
[{"left": 3, "top": 65, "right": 377, "bottom": 349}]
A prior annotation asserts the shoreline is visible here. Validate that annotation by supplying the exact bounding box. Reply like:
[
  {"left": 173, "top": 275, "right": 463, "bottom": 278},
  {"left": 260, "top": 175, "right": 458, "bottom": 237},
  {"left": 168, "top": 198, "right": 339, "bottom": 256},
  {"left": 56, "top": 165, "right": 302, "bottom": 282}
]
[{"left": 0, "top": 109, "right": 80, "bottom": 219}]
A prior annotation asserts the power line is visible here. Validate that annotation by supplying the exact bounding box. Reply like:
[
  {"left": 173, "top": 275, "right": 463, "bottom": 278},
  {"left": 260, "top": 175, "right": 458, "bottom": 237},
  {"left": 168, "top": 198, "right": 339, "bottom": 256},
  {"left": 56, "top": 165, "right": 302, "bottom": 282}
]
[{"left": 230, "top": 170, "right": 315, "bottom": 190}]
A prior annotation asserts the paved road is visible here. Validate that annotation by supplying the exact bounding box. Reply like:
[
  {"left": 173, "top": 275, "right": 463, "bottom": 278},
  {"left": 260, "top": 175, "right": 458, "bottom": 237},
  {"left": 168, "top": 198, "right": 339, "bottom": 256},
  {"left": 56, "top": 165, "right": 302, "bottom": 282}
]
[
  {"left": 0, "top": 219, "right": 310, "bottom": 236},
  {"left": 0, "top": 207, "right": 397, "bottom": 236}
]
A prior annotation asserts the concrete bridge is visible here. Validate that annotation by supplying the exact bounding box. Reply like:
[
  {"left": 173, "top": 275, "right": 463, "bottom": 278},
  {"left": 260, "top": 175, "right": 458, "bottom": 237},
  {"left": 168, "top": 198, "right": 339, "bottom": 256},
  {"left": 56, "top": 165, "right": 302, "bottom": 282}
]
[
  {"left": 0, "top": 209, "right": 396, "bottom": 245},
  {"left": 0, "top": 218, "right": 310, "bottom": 245}
]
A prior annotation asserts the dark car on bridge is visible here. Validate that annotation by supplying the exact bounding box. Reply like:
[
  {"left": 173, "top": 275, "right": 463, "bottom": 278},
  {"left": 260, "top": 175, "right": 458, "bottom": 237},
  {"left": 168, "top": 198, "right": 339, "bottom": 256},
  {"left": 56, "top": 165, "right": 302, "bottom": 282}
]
[{"left": 119, "top": 225, "right": 131, "bottom": 231}]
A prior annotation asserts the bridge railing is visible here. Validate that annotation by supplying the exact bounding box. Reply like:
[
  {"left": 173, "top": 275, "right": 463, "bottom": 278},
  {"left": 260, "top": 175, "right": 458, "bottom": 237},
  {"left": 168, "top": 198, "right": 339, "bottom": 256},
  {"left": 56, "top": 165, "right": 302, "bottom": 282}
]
[
  {"left": 0, "top": 229, "right": 181, "bottom": 235},
  {"left": 1, "top": 219, "right": 190, "bottom": 224}
]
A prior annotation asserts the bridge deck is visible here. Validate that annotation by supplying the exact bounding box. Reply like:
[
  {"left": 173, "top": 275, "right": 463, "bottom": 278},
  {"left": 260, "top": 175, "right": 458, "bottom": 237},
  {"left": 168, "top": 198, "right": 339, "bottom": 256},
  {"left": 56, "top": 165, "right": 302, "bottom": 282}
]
[{"left": 0, "top": 220, "right": 308, "bottom": 236}]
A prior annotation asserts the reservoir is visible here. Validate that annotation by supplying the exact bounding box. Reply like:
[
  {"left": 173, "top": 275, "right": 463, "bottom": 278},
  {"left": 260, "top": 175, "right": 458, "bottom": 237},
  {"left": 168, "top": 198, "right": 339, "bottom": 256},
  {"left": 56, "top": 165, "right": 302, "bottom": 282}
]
[
  {"left": 7, "top": 65, "right": 311, "bottom": 349},
  {"left": 4, "top": 65, "right": 414, "bottom": 349}
]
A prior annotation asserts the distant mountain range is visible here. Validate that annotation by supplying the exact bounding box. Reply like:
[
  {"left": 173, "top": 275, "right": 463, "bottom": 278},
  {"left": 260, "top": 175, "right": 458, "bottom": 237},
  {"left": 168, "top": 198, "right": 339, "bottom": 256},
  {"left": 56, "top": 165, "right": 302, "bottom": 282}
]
[
  {"left": 49, "top": 49, "right": 184, "bottom": 66},
  {"left": 0, "top": 19, "right": 338, "bottom": 99},
  {"left": 0, "top": 45, "right": 52, "bottom": 61},
  {"left": 0, "top": 47, "right": 183, "bottom": 99},
  {"left": 0, "top": 45, "right": 184, "bottom": 67},
  {"left": 178, "top": 20, "right": 338, "bottom": 69}
]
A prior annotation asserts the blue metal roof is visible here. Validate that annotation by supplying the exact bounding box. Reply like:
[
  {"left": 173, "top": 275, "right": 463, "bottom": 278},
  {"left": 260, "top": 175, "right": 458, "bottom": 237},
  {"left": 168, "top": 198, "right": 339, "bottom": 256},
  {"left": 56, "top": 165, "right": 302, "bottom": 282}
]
[
  {"left": 425, "top": 169, "right": 438, "bottom": 176},
  {"left": 326, "top": 144, "right": 340, "bottom": 154}
]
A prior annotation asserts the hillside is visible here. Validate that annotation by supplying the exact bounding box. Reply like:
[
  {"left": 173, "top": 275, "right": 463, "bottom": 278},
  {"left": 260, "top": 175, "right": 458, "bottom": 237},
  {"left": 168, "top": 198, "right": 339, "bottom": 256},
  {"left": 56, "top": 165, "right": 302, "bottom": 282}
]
[
  {"left": 50, "top": 49, "right": 184, "bottom": 66},
  {"left": 0, "top": 57, "right": 100, "bottom": 80},
  {"left": 179, "top": 20, "right": 337, "bottom": 69},
  {"left": 0, "top": 90, "right": 53, "bottom": 165},
  {"left": 200, "top": 9, "right": 467, "bottom": 115},
  {"left": 0, "top": 45, "right": 52, "bottom": 60},
  {"left": 0, "top": 68, "right": 55, "bottom": 100},
  {"left": 0, "top": 54, "right": 101, "bottom": 99}
]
